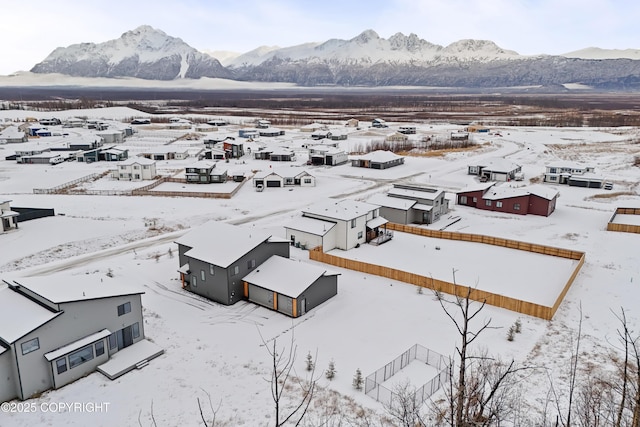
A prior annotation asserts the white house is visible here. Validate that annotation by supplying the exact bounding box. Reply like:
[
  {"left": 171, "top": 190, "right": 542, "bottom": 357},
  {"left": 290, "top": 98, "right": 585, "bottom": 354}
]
[
  {"left": 0, "top": 275, "right": 163, "bottom": 402},
  {"left": 543, "top": 161, "right": 599, "bottom": 185},
  {"left": 468, "top": 157, "right": 522, "bottom": 182},
  {"left": 285, "top": 199, "right": 390, "bottom": 252},
  {"left": 0, "top": 126, "right": 27, "bottom": 144},
  {"left": 115, "top": 158, "right": 157, "bottom": 181},
  {"left": 0, "top": 200, "right": 19, "bottom": 233},
  {"left": 308, "top": 145, "right": 349, "bottom": 166},
  {"left": 253, "top": 169, "right": 315, "bottom": 188}
]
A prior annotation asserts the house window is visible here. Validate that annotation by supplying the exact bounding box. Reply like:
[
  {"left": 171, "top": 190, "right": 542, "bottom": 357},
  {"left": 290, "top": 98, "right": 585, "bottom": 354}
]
[
  {"left": 514, "top": 203, "right": 521, "bottom": 211},
  {"left": 247, "top": 259, "right": 256, "bottom": 269},
  {"left": 117, "top": 302, "right": 131, "bottom": 316},
  {"left": 472, "top": 197, "right": 477, "bottom": 203},
  {"left": 201, "top": 270, "right": 206, "bottom": 282},
  {"left": 192, "top": 275, "right": 197, "bottom": 287},
  {"left": 485, "top": 200, "right": 492, "bottom": 206},
  {"left": 134, "top": 174, "right": 140, "bottom": 180},
  {"left": 460, "top": 196, "right": 467, "bottom": 204},
  {"left": 209, "top": 264, "right": 215, "bottom": 275},
  {"left": 303, "top": 178, "right": 312, "bottom": 184},
  {"left": 133, "top": 165, "right": 140, "bottom": 170},
  {"left": 132, "top": 322, "right": 140, "bottom": 339},
  {"left": 549, "top": 167, "right": 557, "bottom": 173},
  {"left": 69, "top": 345, "right": 94, "bottom": 369},
  {"left": 143, "top": 165, "right": 149, "bottom": 169},
  {"left": 351, "top": 219, "right": 356, "bottom": 228},
  {"left": 358, "top": 231, "right": 363, "bottom": 239},
  {"left": 496, "top": 201, "right": 503, "bottom": 208},
  {"left": 232, "top": 266, "right": 239, "bottom": 276},
  {"left": 109, "top": 333, "right": 117, "bottom": 350},
  {"left": 56, "top": 358, "right": 67, "bottom": 374},
  {"left": 95, "top": 341, "right": 105, "bottom": 357},
  {"left": 21, "top": 338, "right": 40, "bottom": 355},
  {"left": 549, "top": 176, "right": 557, "bottom": 181}
]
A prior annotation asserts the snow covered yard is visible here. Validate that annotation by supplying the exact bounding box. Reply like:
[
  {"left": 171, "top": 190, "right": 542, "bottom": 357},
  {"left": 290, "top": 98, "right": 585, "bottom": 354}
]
[{"left": 1, "top": 107, "right": 639, "bottom": 425}]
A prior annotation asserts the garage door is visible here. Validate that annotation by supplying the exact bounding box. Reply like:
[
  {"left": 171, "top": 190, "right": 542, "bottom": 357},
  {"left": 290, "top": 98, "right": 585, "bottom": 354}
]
[
  {"left": 277, "top": 294, "right": 293, "bottom": 317},
  {"left": 248, "top": 284, "right": 273, "bottom": 308},
  {"left": 266, "top": 180, "right": 281, "bottom": 187}
]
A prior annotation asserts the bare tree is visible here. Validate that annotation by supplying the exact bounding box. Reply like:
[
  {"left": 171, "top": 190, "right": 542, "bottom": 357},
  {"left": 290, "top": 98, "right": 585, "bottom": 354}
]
[
  {"left": 612, "top": 307, "right": 640, "bottom": 427},
  {"left": 259, "top": 329, "right": 320, "bottom": 427},
  {"left": 197, "top": 388, "right": 222, "bottom": 427},
  {"left": 384, "top": 379, "right": 427, "bottom": 427},
  {"left": 432, "top": 281, "right": 528, "bottom": 426}
]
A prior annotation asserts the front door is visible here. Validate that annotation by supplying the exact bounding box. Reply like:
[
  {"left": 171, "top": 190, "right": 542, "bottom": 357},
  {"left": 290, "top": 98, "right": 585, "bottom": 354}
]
[{"left": 116, "top": 325, "right": 133, "bottom": 350}]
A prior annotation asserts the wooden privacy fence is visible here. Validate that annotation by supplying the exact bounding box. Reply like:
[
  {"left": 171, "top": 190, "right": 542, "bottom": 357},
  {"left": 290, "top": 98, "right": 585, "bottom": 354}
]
[
  {"left": 310, "top": 223, "right": 586, "bottom": 320},
  {"left": 607, "top": 207, "right": 640, "bottom": 234},
  {"left": 131, "top": 177, "right": 247, "bottom": 199}
]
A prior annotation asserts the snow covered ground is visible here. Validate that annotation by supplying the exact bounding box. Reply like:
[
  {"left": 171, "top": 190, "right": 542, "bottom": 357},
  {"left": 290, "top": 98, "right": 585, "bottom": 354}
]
[{"left": 1, "top": 107, "right": 639, "bottom": 425}]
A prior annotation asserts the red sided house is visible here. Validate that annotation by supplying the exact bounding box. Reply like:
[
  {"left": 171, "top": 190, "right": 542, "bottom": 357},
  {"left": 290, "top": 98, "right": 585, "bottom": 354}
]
[{"left": 456, "top": 183, "right": 559, "bottom": 216}]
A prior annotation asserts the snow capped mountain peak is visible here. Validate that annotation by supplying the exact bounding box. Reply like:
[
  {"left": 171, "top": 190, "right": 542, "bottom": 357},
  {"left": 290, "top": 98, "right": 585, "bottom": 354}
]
[
  {"left": 351, "top": 29, "right": 380, "bottom": 44},
  {"left": 31, "top": 25, "right": 231, "bottom": 80},
  {"left": 561, "top": 47, "right": 640, "bottom": 60}
]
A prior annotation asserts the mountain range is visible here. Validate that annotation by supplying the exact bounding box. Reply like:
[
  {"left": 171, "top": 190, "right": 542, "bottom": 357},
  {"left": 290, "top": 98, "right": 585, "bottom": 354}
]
[{"left": 29, "top": 25, "right": 640, "bottom": 90}]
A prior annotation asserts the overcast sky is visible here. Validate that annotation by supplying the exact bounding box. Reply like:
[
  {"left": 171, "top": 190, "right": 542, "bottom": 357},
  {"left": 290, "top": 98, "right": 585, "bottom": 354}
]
[{"left": 1, "top": 0, "right": 638, "bottom": 75}]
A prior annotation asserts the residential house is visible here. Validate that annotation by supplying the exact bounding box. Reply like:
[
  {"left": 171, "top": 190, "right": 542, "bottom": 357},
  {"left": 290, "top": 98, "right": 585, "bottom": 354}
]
[
  {"left": 311, "top": 130, "right": 332, "bottom": 140},
  {"left": 17, "top": 152, "right": 66, "bottom": 165},
  {"left": 207, "top": 119, "right": 228, "bottom": 127},
  {"left": 175, "top": 221, "right": 290, "bottom": 305},
  {"left": 259, "top": 128, "right": 285, "bottom": 137},
  {"left": 257, "top": 120, "right": 271, "bottom": 129},
  {"left": 253, "top": 147, "right": 296, "bottom": 162},
  {"left": 253, "top": 169, "right": 315, "bottom": 188},
  {"left": 346, "top": 118, "right": 359, "bottom": 128},
  {"left": 367, "top": 184, "right": 449, "bottom": 225},
  {"left": 203, "top": 148, "right": 226, "bottom": 160},
  {"left": 467, "top": 157, "right": 522, "bottom": 182},
  {"left": 398, "top": 126, "right": 416, "bottom": 135},
  {"left": 386, "top": 132, "right": 409, "bottom": 143},
  {"left": 96, "top": 130, "right": 125, "bottom": 144},
  {"left": 329, "top": 131, "right": 348, "bottom": 141},
  {"left": 543, "top": 161, "right": 604, "bottom": 188},
  {"left": 456, "top": 183, "right": 559, "bottom": 216},
  {"left": 300, "top": 123, "right": 325, "bottom": 133},
  {"left": 0, "top": 200, "right": 19, "bottom": 233},
  {"left": 238, "top": 129, "right": 259, "bottom": 139},
  {"left": 0, "top": 126, "right": 27, "bottom": 143},
  {"left": 141, "top": 147, "right": 190, "bottom": 161},
  {"left": 115, "top": 158, "right": 157, "bottom": 181},
  {"left": 185, "top": 160, "right": 227, "bottom": 183},
  {"left": 285, "top": 199, "right": 390, "bottom": 252},
  {"left": 372, "top": 118, "right": 388, "bottom": 128},
  {"left": 195, "top": 123, "right": 217, "bottom": 133},
  {"left": 0, "top": 275, "right": 162, "bottom": 402},
  {"left": 451, "top": 131, "right": 470, "bottom": 141},
  {"left": 308, "top": 145, "right": 349, "bottom": 166},
  {"left": 351, "top": 150, "right": 405, "bottom": 170},
  {"left": 242, "top": 255, "right": 339, "bottom": 317}
]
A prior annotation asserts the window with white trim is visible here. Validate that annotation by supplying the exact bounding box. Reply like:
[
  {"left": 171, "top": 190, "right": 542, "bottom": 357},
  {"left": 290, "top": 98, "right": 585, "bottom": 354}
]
[
  {"left": 459, "top": 196, "right": 467, "bottom": 204},
  {"left": 496, "top": 201, "right": 503, "bottom": 208},
  {"left": 132, "top": 322, "right": 140, "bottom": 339},
  {"left": 117, "top": 302, "right": 131, "bottom": 316},
  {"left": 514, "top": 203, "right": 521, "bottom": 211},
  {"left": 351, "top": 219, "right": 356, "bottom": 228},
  {"left": 56, "top": 358, "right": 67, "bottom": 374},
  {"left": 485, "top": 200, "right": 492, "bottom": 206},
  {"left": 95, "top": 341, "right": 105, "bottom": 357},
  {"left": 69, "top": 345, "right": 94, "bottom": 369},
  {"left": 21, "top": 338, "right": 40, "bottom": 355}
]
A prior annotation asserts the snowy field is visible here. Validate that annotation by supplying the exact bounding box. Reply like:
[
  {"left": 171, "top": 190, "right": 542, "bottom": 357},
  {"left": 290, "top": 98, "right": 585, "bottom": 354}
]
[
  {"left": 1, "top": 106, "right": 640, "bottom": 425},
  {"left": 611, "top": 213, "right": 640, "bottom": 226}
]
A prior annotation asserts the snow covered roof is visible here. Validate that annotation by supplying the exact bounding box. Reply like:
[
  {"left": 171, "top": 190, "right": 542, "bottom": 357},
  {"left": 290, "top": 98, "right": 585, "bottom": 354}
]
[
  {"left": 0, "top": 125, "right": 25, "bottom": 138},
  {"left": 285, "top": 217, "right": 336, "bottom": 236},
  {"left": 44, "top": 329, "right": 111, "bottom": 361},
  {"left": 176, "top": 221, "right": 273, "bottom": 268},
  {"left": 355, "top": 150, "right": 404, "bottom": 162},
  {"left": 119, "top": 157, "right": 155, "bottom": 166},
  {"left": 366, "top": 216, "right": 388, "bottom": 229},
  {"left": 474, "top": 157, "right": 521, "bottom": 172},
  {"left": 456, "top": 182, "right": 496, "bottom": 194},
  {"left": 303, "top": 199, "right": 380, "bottom": 221},
  {"left": 482, "top": 186, "right": 530, "bottom": 200},
  {"left": 527, "top": 185, "right": 559, "bottom": 201},
  {"left": 6, "top": 275, "right": 145, "bottom": 305},
  {"left": 242, "top": 255, "right": 338, "bottom": 298},
  {"left": 367, "top": 193, "right": 415, "bottom": 211},
  {"left": 254, "top": 168, "right": 313, "bottom": 179},
  {"left": 388, "top": 186, "right": 443, "bottom": 201},
  {"left": 186, "top": 160, "right": 216, "bottom": 169},
  {"left": 0, "top": 285, "right": 62, "bottom": 344}
]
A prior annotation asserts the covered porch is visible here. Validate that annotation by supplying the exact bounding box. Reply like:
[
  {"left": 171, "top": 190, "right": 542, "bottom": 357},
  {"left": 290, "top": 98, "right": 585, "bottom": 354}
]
[{"left": 366, "top": 216, "right": 393, "bottom": 246}]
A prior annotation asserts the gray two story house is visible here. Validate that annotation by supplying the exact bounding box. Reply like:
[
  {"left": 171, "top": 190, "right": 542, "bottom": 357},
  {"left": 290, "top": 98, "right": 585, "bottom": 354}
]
[
  {"left": 176, "top": 221, "right": 290, "bottom": 305},
  {"left": 368, "top": 184, "right": 449, "bottom": 225},
  {"left": 0, "top": 275, "right": 161, "bottom": 402}
]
